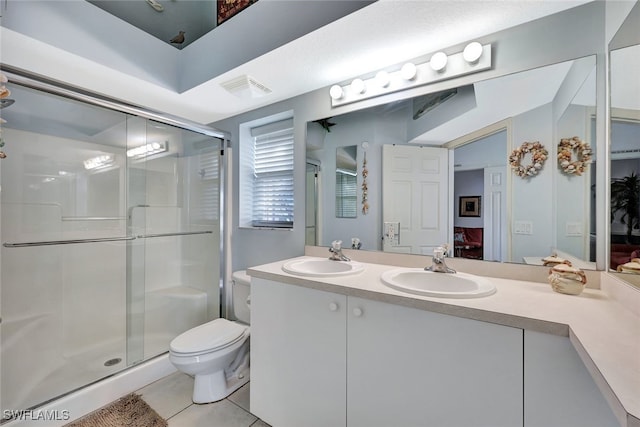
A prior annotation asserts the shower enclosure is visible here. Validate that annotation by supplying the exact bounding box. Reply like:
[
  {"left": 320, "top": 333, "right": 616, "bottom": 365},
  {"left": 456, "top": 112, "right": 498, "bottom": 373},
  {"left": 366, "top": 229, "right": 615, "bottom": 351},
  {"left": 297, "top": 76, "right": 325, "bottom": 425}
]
[{"left": 0, "top": 73, "right": 225, "bottom": 416}]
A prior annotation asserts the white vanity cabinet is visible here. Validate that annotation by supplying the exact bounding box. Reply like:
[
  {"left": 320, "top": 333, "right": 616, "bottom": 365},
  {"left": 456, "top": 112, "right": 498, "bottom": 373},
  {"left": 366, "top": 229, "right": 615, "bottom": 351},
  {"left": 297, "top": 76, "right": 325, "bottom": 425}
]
[
  {"left": 347, "top": 296, "right": 523, "bottom": 427},
  {"left": 524, "top": 330, "right": 619, "bottom": 427},
  {"left": 250, "top": 278, "right": 348, "bottom": 427},
  {"left": 251, "top": 278, "right": 523, "bottom": 427}
]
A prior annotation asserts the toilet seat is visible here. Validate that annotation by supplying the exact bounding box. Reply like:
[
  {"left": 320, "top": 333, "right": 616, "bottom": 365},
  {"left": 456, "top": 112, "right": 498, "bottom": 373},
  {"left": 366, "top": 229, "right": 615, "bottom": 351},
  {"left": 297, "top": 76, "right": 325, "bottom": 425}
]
[{"left": 170, "top": 318, "right": 247, "bottom": 356}]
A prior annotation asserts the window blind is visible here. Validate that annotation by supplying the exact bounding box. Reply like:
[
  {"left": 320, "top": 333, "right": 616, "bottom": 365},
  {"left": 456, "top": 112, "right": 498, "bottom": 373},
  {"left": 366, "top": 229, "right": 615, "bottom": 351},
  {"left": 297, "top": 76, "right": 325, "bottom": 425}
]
[
  {"left": 251, "top": 126, "right": 294, "bottom": 228},
  {"left": 198, "top": 150, "right": 219, "bottom": 221},
  {"left": 335, "top": 171, "right": 357, "bottom": 218}
]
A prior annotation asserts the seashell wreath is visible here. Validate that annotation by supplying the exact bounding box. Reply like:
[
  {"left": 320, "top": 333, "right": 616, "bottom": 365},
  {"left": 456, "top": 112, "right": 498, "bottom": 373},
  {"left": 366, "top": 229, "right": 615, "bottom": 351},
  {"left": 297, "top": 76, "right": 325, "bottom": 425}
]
[
  {"left": 508, "top": 141, "right": 548, "bottom": 178},
  {"left": 557, "top": 136, "right": 591, "bottom": 176}
]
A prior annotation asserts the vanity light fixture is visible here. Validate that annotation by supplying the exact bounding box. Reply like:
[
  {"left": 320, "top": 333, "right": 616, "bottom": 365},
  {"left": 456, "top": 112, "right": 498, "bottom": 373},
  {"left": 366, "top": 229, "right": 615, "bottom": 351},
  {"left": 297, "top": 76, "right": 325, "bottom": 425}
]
[
  {"left": 375, "top": 71, "right": 390, "bottom": 88},
  {"left": 126, "top": 141, "right": 168, "bottom": 158},
  {"left": 329, "top": 84, "right": 344, "bottom": 100},
  {"left": 400, "top": 62, "right": 417, "bottom": 80},
  {"left": 463, "top": 42, "right": 483, "bottom": 64},
  {"left": 328, "top": 42, "right": 491, "bottom": 107},
  {"left": 351, "top": 78, "right": 366, "bottom": 94},
  {"left": 430, "top": 52, "right": 448, "bottom": 72}
]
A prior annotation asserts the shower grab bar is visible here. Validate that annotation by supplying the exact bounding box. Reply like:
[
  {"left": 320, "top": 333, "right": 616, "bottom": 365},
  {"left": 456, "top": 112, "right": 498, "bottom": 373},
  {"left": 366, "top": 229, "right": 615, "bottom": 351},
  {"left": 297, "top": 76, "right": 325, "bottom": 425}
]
[
  {"left": 3, "top": 236, "right": 136, "bottom": 248},
  {"left": 137, "top": 231, "right": 213, "bottom": 239}
]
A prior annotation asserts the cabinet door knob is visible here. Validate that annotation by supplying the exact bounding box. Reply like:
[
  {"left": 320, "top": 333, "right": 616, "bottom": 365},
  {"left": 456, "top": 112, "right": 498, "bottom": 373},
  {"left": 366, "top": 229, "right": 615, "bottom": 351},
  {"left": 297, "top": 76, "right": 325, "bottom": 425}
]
[
  {"left": 352, "top": 307, "right": 363, "bottom": 317},
  {"left": 329, "top": 302, "right": 339, "bottom": 312}
]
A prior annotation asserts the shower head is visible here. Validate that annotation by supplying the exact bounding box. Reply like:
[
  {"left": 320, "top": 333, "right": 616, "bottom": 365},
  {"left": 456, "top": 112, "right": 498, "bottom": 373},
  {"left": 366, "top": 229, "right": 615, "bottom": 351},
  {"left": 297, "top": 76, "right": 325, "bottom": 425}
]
[{"left": 0, "top": 99, "right": 15, "bottom": 109}]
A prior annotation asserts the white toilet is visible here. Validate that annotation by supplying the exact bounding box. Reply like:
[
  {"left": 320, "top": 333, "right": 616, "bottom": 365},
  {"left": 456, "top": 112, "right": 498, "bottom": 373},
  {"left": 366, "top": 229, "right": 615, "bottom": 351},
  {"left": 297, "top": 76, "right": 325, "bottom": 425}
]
[{"left": 169, "top": 270, "right": 251, "bottom": 404}]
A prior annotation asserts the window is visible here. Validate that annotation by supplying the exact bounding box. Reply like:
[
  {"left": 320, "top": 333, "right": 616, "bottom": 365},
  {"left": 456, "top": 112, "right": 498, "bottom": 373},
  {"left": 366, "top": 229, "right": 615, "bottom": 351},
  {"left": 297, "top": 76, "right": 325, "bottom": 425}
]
[
  {"left": 335, "top": 171, "right": 357, "bottom": 218},
  {"left": 240, "top": 117, "right": 294, "bottom": 228},
  {"left": 193, "top": 148, "right": 220, "bottom": 222}
]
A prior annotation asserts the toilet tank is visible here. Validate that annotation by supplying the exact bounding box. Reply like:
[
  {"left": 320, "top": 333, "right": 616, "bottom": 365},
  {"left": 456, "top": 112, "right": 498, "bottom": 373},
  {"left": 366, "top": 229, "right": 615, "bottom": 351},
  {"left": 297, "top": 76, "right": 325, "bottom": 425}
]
[{"left": 232, "top": 270, "right": 251, "bottom": 324}]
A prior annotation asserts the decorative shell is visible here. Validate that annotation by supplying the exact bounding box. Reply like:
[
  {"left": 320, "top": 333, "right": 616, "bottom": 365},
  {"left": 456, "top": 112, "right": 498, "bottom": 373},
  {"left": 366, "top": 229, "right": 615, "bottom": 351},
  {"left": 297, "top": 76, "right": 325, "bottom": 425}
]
[
  {"left": 541, "top": 255, "right": 572, "bottom": 267},
  {"left": 548, "top": 264, "right": 586, "bottom": 295},
  {"left": 616, "top": 258, "right": 640, "bottom": 274}
]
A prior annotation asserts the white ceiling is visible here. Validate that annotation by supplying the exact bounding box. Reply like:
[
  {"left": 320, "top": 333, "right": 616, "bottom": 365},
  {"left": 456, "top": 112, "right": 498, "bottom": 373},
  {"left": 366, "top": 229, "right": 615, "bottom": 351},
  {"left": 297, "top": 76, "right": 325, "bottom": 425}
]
[{"left": 1, "top": 0, "right": 595, "bottom": 127}]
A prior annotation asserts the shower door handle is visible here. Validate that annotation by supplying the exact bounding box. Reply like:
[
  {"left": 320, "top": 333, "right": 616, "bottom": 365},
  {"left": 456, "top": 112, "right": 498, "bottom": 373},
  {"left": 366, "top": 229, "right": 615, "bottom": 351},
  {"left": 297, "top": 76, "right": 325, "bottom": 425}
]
[{"left": 3, "top": 236, "right": 136, "bottom": 248}]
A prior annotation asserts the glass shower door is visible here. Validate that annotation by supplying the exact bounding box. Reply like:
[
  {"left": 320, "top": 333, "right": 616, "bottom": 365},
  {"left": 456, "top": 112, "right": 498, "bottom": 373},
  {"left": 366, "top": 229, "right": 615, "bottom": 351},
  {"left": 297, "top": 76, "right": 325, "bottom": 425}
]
[
  {"left": 0, "top": 79, "right": 222, "bottom": 417},
  {"left": 0, "top": 83, "right": 130, "bottom": 413},
  {"left": 126, "top": 119, "right": 222, "bottom": 363}
]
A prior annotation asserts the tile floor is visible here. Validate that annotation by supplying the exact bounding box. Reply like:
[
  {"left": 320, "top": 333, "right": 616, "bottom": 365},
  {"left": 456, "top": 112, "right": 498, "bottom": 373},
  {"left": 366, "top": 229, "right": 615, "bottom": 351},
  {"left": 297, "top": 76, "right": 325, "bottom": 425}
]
[{"left": 136, "top": 372, "right": 270, "bottom": 427}]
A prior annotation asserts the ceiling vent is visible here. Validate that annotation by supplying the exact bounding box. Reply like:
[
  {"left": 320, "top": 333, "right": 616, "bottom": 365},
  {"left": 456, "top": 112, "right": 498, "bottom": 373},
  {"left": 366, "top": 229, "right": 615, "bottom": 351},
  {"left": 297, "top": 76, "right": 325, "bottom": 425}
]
[{"left": 221, "top": 75, "right": 272, "bottom": 99}]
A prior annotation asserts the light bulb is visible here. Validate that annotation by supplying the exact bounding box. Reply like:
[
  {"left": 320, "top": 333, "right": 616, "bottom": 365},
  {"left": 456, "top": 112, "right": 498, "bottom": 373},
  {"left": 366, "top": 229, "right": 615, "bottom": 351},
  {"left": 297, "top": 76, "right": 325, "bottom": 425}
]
[
  {"left": 351, "top": 78, "right": 366, "bottom": 94},
  {"left": 463, "top": 42, "right": 483, "bottom": 63},
  {"left": 375, "top": 70, "right": 390, "bottom": 88},
  {"left": 400, "top": 62, "right": 417, "bottom": 80},
  {"left": 329, "top": 85, "right": 343, "bottom": 100},
  {"left": 376, "top": 70, "right": 390, "bottom": 87},
  {"left": 430, "top": 52, "right": 448, "bottom": 72}
]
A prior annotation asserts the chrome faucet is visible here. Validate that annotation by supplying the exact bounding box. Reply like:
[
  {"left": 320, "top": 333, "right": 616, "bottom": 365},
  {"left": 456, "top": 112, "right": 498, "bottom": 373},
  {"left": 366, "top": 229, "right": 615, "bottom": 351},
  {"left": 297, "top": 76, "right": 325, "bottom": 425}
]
[
  {"left": 329, "top": 240, "right": 350, "bottom": 261},
  {"left": 425, "top": 245, "right": 456, "bottom": 273}
]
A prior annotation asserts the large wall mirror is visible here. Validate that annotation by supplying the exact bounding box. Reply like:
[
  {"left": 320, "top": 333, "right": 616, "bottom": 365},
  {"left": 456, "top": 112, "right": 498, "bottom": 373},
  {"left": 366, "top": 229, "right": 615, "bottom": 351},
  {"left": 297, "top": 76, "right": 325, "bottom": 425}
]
[
  {"left": 609, "top": 2, "right": 640, "bottom": 287},
  {"left": 306, "top": 55, "right": 598, "bottom": 268}
]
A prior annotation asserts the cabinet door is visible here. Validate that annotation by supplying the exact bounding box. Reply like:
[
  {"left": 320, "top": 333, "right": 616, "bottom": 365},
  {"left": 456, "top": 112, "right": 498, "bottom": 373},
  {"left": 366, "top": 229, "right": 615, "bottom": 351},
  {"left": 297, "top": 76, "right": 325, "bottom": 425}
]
[
  {"left": 347, "top": 297, "right": 523, "bottom": 427},
  {"left": 524, "top": 330, "right": 618, "bottom": 427},
  {"left": 250, "top": 278, "right": 347, "bottom": 427}
]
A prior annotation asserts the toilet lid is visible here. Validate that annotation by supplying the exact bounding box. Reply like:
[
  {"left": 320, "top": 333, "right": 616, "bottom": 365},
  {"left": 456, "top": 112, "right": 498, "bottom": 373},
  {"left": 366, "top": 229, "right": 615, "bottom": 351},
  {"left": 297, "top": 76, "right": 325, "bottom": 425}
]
[{"left": 170, "top": 318, "right": 247, "bottom": 355}]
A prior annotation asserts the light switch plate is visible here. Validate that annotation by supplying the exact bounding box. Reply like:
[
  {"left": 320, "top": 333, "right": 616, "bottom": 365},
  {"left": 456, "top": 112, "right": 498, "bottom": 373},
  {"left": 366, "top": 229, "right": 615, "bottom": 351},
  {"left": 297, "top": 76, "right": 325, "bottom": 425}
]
[
  {"left": 514, "top": 220, "right": 533, "bottom": 235},
  {"left": 566, "top": 222, "right": 583, "bottom": 236}
]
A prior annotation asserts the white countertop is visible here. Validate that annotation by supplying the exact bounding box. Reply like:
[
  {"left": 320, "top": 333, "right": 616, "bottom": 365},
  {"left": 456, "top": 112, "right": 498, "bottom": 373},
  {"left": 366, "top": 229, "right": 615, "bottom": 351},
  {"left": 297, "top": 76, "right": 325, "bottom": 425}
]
[{"left": 247, "top": 256, "right": 640, "bottom": 427}]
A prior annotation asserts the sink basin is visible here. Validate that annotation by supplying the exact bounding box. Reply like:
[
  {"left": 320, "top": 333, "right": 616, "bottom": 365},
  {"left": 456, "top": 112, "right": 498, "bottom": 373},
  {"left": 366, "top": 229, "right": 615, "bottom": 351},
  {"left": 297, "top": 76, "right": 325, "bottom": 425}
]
[
  {"left": 282, "top": 258, "right": 365, "bottom": 277},
  {"left": 380, "top": 268, "right": 496, "bottom": 298}
]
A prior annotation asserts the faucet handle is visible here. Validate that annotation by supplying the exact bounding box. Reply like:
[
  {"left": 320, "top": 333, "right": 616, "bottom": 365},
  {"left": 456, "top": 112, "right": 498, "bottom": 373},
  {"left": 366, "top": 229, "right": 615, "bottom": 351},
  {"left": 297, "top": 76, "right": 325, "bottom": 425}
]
[
  {"left": 332, "top": 240, "right": 343, "bottom": 250},
  {"left": 435, "top": 244, "right": 450, "bottom": 257}
]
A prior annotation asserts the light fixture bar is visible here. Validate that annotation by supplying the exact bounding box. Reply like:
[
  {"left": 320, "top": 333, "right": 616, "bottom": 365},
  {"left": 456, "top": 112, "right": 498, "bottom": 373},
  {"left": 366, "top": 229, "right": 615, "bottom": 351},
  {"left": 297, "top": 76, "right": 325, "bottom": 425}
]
[
  {"left": 126, "top": 141, "right": 168, "bottom": 158},
  {"left": 84, "top": 154, "right": 115, "bottom": 170},
  {"left": 330, "top": 43, "right": 491, "bottom": 107}
]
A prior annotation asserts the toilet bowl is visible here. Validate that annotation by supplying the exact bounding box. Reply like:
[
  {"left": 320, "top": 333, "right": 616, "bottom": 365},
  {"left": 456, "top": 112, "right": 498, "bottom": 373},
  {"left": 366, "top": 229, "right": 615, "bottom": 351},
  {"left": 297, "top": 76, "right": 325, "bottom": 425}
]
[{"left": 169, "top": 270, "right": 251, "bottom": 403}]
